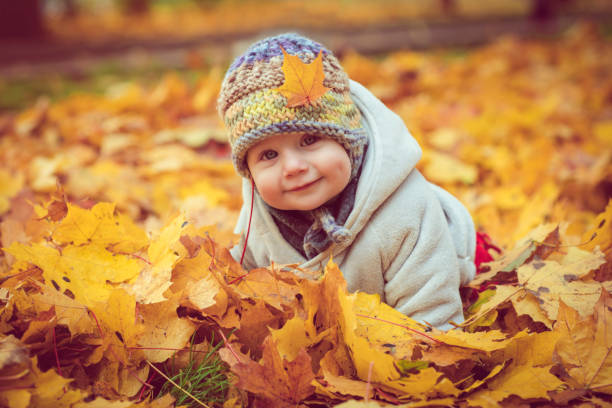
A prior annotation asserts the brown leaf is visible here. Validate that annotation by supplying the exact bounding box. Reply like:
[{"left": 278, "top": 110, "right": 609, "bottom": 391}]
[
  {"left": 235, "top": 299, "right": 283, "bottom": 357},
  {"left": 234, "top": 266, "right": 300, "bottom": 311},
  {"left": 179, "top": 234, "right": 201, "bottom": 258},
  {"left": 230, "top": 337, "right": 315, "bottom": 407}
]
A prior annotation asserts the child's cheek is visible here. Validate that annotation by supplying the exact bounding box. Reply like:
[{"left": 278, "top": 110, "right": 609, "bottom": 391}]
[{"left": 253, "top": 170, "right": 279, "bottom": 205}]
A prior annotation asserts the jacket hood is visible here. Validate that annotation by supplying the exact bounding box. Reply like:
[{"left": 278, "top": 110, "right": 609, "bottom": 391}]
[
  {"left": 235, "top": 80, "right": 423, "bottom": 267},
  {"left": 232, "top": 80, "right": 475, "bottom": 329},
  {"left": 342, "top": 80, "right": 422, "bottom": 240}
]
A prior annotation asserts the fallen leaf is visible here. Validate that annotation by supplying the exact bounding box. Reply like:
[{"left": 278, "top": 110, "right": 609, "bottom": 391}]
[
  {"left": 228, "top": 337, "right": 315, "bottom": 407},
  {"left": 138, "top": 292, "right": 197, "bottom": 363},
  {"left": 90, "top": 289, "right": 144, "bottom": 364},
  {"left": 275, "top": 47, "right": 330, "bottom": 108},
  {"left": 52, "top": 202, "right": 147, "bottom": 252},
  {"left": 234, "top": 266, "right": 299, "bottom": 311},
  {"left": 29, "top": 357, "right": 87, "bottom": 408},
  {"left": 555, "top": 290, "right": 612, "bottom": 394},
  {"left": 6, "top": 242, "right": 142, "bottom": 307},
  {"left": 125, "top": 213, "right": 188, "bottom": 303},
  {"left": 517, "top": 254, "right": 606, "bottom": 319}
]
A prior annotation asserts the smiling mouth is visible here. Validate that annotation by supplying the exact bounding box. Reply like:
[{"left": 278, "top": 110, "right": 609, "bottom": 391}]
[{"left": 286, "top": 178, "right": 321, "bottom": 192}]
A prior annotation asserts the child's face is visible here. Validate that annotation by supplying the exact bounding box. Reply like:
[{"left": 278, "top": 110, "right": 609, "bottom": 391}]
[{"left": 246, "top": 132, "right": 352, "bottom": 211}]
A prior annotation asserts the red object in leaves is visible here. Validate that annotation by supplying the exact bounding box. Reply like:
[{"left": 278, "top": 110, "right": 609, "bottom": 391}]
[{"left": 474, "top": 232, "right": 501, "bottom": 273}]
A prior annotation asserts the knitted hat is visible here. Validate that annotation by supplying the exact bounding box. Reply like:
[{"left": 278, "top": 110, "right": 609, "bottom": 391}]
[{"left": 217, "top": 33, "right": 367, "bottom": 179}]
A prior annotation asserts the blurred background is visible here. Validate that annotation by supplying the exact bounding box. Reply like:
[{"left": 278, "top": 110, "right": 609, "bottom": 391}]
[
  {"left": 2, "top": 4, "right": 611, "bottom": 407},
  {"left": 1, "top": 0, "right": 612, "bottom": 111},
  {"left": 1, "top": 0, "right": 611, "bottom": 248}
]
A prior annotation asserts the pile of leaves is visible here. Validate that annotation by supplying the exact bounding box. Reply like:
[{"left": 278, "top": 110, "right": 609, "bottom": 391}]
[
  {"left": 1, "top": 195, "right": 611, "bottom": 407},
  {"left": 1, "top": 23, "right": 611, "bottom": 407}
]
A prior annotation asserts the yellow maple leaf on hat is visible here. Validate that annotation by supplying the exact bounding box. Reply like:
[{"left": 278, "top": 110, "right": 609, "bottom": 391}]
[{"left": 275, "top": 46, "right": 330, "bottom": 108}]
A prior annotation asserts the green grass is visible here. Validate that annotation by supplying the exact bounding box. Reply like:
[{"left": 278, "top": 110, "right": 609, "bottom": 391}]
[{"left": 158, "top": 335, "right": 231, "bottom": 407}]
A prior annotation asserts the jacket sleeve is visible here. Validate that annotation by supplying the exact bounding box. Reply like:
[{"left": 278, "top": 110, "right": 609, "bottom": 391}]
[
  {"left": 428, "top": 182, "right": 476, "bottom": 286},
  {"left": 380, "top": 171, "right": 466, "bottom": 330}
]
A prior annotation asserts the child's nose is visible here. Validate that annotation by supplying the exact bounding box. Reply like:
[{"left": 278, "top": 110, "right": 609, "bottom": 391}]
[{"left": 282, "top": 151, "right": 307, "bottom": 176}]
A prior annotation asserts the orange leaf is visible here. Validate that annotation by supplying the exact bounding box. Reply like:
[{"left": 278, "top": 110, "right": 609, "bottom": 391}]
[
  {"left": 275, "top": 47, "right": 330, "bottom": 108},
  {"left": 227, "top": 336, "right": 315, "bottom": 407},
  {"left": 555, "top": 289, "right": 612, "bottom": 394}
]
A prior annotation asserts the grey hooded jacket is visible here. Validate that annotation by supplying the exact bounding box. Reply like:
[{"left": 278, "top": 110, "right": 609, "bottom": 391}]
[{"left": 231, "top": 80, "right": 476, "bottom": 329}]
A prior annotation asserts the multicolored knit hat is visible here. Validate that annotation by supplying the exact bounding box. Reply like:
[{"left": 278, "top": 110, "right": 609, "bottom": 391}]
[{"left": 217, "top": 33, "right": 367, "bottom": 179}]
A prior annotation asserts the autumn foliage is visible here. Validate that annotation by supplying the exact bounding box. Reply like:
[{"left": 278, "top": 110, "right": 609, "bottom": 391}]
[
  {"left": 1, "top": 24, "right": 612, "bottom": 407},
  {"left": 275, "top": 47, "right": 330, "bottom": 108}
]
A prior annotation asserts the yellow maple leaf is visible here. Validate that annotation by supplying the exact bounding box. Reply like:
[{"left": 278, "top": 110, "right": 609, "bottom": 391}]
[
  {"left": 275, "top": 47, "right": 330, "bottom": 108},
  {"left": 28, "top": 356, "right": 86, "bottom": 408},
  {"left": 466, "top": 331, "right": 564, "bottom": 403},
  {"left": 353, "top": 291, "right": 430, "bottom": 360},
  {"left": 471, "top": 364, "right": 564, "bottom": 403},
  {"left": 336, "top": 282, "right": 399, "bottom": 384},
  {"left": 6, "top": 242, "right": 142, "bottom": 307},
  {"left": 386, "top": 367, "right": 460, "bottom": 399},
  {"left": 555, "top": 291, "right": 612, "bottom": 394},
  {"left": 138, "top": 292, "right": 197, "bottom": 363},
  {"left": 124, "top": 213, "right": 189, "bottom": 303},
  {"left": 516, "top": 253, "right": 606, "bottom": 320},
  {"left": 52, "top": 202, "right": 147, "bottom": 253},
  {"left": 90, "top": 288, "right": 144, "bottom": 364}
]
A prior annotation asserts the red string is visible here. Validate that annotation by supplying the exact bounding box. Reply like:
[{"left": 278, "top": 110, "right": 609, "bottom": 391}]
[
  {"left": 239, "top": 178, "right": 255, "bottom": 266},
  {"left": 139, "top": 370, "right": 156, "bottom": 401},
  {"left": 218, "top": 329, "right": 242, "bottom": 364}
]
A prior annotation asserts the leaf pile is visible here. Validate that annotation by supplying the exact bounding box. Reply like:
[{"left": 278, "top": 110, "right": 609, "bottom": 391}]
[
  {"left": 0, "top": 67, "right": 241, "bottom": 231},
  {"left": 1, "top": 197, "right": 611, "bottom": 407},
  {"left": 1, "top": 23, "right": 612, "bottom": 407}
]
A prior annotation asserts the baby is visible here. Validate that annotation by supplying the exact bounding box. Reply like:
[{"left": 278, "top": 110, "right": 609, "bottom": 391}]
[{"left": 217, "top": 33, "right": 476, "bottom": 330}]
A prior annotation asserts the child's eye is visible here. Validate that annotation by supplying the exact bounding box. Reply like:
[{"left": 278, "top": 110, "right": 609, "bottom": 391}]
[
  {"left": 260, "top": 150, "right": 278, "bottom": 161},
  {"left": 301, "top": 134, "right": 319, "bottom": 146}
]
